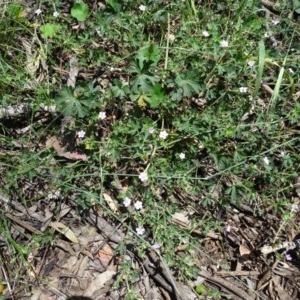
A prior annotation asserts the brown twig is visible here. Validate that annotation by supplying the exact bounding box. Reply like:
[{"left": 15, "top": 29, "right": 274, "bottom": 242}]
[
  {"left": 199, "top": 270, "right": 255, "bottom": 300},
  {"left": 4, "top": 212, "right": 43, "bottom": 235}
]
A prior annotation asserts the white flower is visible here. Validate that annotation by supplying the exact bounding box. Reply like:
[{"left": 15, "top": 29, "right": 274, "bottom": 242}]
[
  {"left": 136, "top": 226, "right": 145, "bottom": 235},
  {"left": 271, "top": 18, "right": 280, "bottom": 25},
  {"left": 280, "top": 151, "right": 285, "bottom": 157},
  {"left": 179, "top": 153, "right": 185, "bottom": 160},
  {"left": 263, "top": 157, "right": 270, "bottom": 165},
  {"left": 239, "top": 87, "right": 248, "bottom": 93},
  {"left": 288, "top": 68, "right": 294, "bottom": 74},
  {"left": 148, "top": 127, "right": 155, "bottom": 134},
  {"left": 159, "top": 130, "right": 168, "bottom": 139},
  {"left": 139, "top": 172, "right": 148, "bottom": 182},
  {"left": 286, "top": 254, "right": 292, "bottom": 261},
  {"left": 134, "top": 201, "right": 143, "bottom": 210},
  {"left": 247, "top": 60, "right": 255, "bottom": 67},
  {"left": 123, "top": 197, "right": 132, "bottom": 207},
  {"left": 152, "top": 243, "right": 162, "bottom": 249},
  {"left": 202, "top": 30, "right": 209, "bottom": 37},
  {"left": 53, "top": 11, "right": 59, "bottom": 17},
  {"left": 35, "top": 8, "right": 42, "bottom": 15},
  {"left": 98, "top": 111, "right": 106, "bottom": 120},
  {"left": 220, "top": 40, "right": 229, "bottom": 47},
  {"left": 291, "top": 204, "right": 299, "bottom": 214},
  {"left": 77, "top": 130, "right": 86, "bottom": 138},
  {"left": 167, "top": 33, "right": 175, "bottom": 43},
  {"left": 226, "top": 224, "right": 231, "bottom": 233},
  {"left": 139, "top": 5, "right": 147, "bottom": 11}
]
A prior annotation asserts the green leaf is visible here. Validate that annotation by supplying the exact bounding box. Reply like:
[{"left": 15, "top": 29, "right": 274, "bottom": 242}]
[
  {"left": 145, "top": 84, "right": 166, "bottom": 108},
  {"left": 137, "top": 42, "right": 160, "bottom": 70},
  {"left": 106, "top": 0, "right": 122, "bottom": 13},
  {"left": 170, "top": 89, "right": 182, "bottom": 101},
  {"left": 293, "top": 0, "right": 300, "bottom": 13},
  {"left": 131, "top": 73, "right": 159, "bottom": 93},
  {"left": 195, "top": 284, "right": 207, "bottom": 294},
  {"left": 40, "top": 23, "right": 61, "bottom": 39},
  {"left": 56, "top": 87, "right": 87, "bottom": 117},
  {"left": 71, "top": 2, "right": 89, "bottom": 22},
  {"left": 7, "top": 3, "right": 23, "bottom": 17},
  {"left": 175, "top": 74, "right": 201, "bottom": 98}
]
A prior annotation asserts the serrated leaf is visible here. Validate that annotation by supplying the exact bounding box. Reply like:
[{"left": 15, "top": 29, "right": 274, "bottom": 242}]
[
  {"left": 56, "top": 87, "right": 87, "bottom": 117},
  {"left": 175, "top": 75, "right": 201, "bottom": 98},
  {"left": 50, "top": 221, "right": 78, "bottom": 243},
  {"left": 170, "top": 89, "right": 182, "bottom": 101},
  {"left": 145, "top": 83, "right": 166, "bottom": 108},
  {"left": 71, "top": 2, "right": 89, "bottom": 22},
  {"left": 137, "top": 42, "right": 160, "bottom": 70},
  {"left": 131, "top": 73, "right": 159, "bottom": 93},
  {"left": 40, "top": 23, "right": 61, "bottom": 39}
]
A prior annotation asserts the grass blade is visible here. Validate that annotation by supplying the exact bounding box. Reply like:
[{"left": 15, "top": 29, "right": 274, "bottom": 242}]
[{"left": 254, "top": 40, "right": 265, "bottom": 97}]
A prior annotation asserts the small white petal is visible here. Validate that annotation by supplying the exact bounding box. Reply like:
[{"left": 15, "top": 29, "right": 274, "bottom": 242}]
[
  {"left": 152, "top": 243, "right": 162, "bottom": 249},
  {"left": 271, "top": 18, "right": 280, "bottom": 25},
  {"left": 239, "top": 87, "right": 248, "bottom": 93},
  {"left": 139, "top": 172, "right": 148, "bottom": 182},
  {"left": 291, "top": 204, "right": 299, "bottom": 214},
  {"left": 98, "top": 111, "right": 106, "bottom": 120},
  {"left": 134, "top": 201, "right": 143, "bottom": 210},
  {"left": 77, "top": 130, "right": 86, "bottom": 138},
  {"left": 247, "top": 60, "right": 255, "bottom": 67},
  {"left": 263, "top": 157, "right": 270, "bottom": 165},
  {"left": 123, "top": 197, "right": 132, "bottom": 207},
  {"left": 202, "top": 30, "right": 209, "bottom": 37},
  {"left": 136, "top": 227, "right": 145, "bottom": 235},
  {"left": 139, "top": 5, "right": 147, "bottom": 11},
  {"left": 226, "top": 225, "right": 231, "bottom": 233},
  {"left": 35, "top": 8, "right": 42, "bottom": 15},
  {"left": 179, "top": 153, "right": 185, "bottom": 160},
  {"left": 148, "top": 127, "right": 155, "bottom": 134},
  {"left": 220, "top": 40, "right": 229, "bottom": 47},
  {"left": 286, "top": 254, "right": 292, "bottom": 261},
  {"left": 159, "top": 130, "right": 168, "bottom": 139}
]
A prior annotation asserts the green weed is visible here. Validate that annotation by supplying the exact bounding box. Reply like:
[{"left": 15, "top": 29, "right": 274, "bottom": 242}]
[{"left": 1, "top": 0, "right": 300, "bottom": 298}]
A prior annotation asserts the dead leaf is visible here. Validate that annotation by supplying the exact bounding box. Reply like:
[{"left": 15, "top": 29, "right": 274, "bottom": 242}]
[
  {"left": 49, "top": 221, "right": 78, "bottom": 243},
  {"left": 239, "top": 244, "right": 251, "bottom": 256},
  {"left": 84, "top": 269, "right": 116, "bottom": 297},
  {"left": 96, "top": 243, "right": 114, "bottom": 268},
  {"left": 103, "top": 193, "right": 119, "bottom": 213},
  {"left": 46, "top": 136, "right": 88, "bottom": 161},
  {"left": 171, "top": 211, "right": 191, "bottom": 228}
]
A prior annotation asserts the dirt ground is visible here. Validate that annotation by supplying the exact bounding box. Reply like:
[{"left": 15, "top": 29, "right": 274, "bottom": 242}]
[{"left": 1, "top": 160, "right": 300, "bottom": 300}]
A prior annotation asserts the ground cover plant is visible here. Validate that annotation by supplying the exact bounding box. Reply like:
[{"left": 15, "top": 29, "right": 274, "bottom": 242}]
[{"left": 0, "top": 0, "right": 300, "bottom": 299}]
